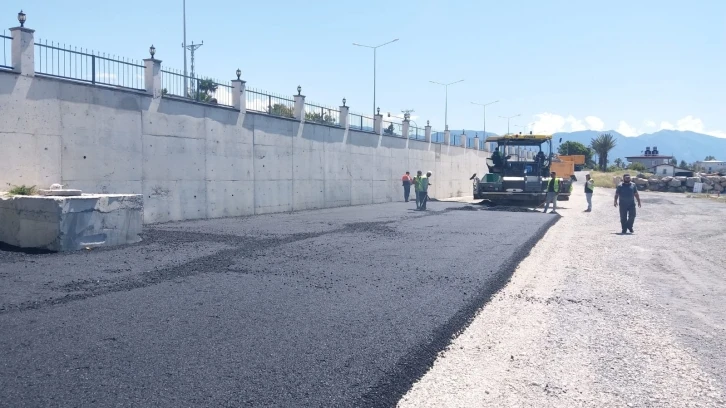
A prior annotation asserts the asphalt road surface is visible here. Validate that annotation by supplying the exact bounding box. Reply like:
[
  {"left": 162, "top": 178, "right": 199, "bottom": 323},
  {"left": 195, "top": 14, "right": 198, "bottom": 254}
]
[
  {"left": 400, "top": 182, "right": 726, "bottom": 407},
  {"left": 0, "top": 200, "right": 557, "bottom": 407}
]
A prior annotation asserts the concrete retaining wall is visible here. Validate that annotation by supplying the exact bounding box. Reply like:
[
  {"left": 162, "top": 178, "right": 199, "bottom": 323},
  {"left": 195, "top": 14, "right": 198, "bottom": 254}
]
[{"left": 0, "top": 71, "right": 489, "bottom": 223}]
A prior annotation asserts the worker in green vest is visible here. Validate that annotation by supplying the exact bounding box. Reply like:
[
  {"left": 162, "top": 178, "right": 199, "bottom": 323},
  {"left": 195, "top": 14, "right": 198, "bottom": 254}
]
[
  {"left": 543, "top": 171, "right": 560, "bottom": 214},
  {"left": 584, "top": 174, "right": 594, "bottom": 212},
  {"left": 413, "top": 170, "right": 423, "bottom": 209}
]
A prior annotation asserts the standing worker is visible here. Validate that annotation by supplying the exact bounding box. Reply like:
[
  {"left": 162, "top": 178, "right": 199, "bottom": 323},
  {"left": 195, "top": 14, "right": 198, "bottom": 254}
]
[
  {"left": 542, "top": 171, "right": 560, "bottom": 214},
  {"left": 614, "top": 173, "right": 642, "bottom": 234},
  {"left": 401, "top": 171, "right": 413, "bottom": 202},
  {"left": 413, "top": 171, "right": 423, "bottom": 209},
  {"left": 584, "top": 174, "right": 594, "bottom": 212},
  {"left": 418, "top": 171, "right": 432, "bottom": 210}
]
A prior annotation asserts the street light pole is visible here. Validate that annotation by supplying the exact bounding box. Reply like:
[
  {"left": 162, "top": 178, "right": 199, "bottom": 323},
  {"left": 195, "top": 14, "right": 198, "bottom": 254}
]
[
  {"left": 471, "top": 100, "right": 499, "bottom": 138},
  {"left": 183, "top": 0, "right": 188, "bottom": 95},
  {"left": 353, "top": 38, "right": 399, "bottom": 118},
  {"left": 430, "top": 80, "right": 464, "bottom": 130},
  {"left": 499, "top": 113, "right": 521, "bottom": 135}
]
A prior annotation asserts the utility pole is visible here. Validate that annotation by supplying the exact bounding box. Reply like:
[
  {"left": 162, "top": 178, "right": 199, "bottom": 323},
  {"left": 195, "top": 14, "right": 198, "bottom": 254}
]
[
  {"left": 183, "top": 0, "right": 188, "bottom": 96},
  {"left": 184, "top": 40, "right": 203, "bottom": 97}
]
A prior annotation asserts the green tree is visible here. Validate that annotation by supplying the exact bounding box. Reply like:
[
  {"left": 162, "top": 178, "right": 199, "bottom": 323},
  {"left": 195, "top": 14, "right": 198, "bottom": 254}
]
[
  {"left": 614, "top": 158, "right": 624, "bottom": 168},
  {"left": 189, "top": 78, "right": 218, "bottom": 103},
  {"left": 383, "top": 123, "right": 395, "bottom": 135},
  {"left": 558, "top": 141, "right": 595, "bottom": 167},
  {"left": 705, "top": 155, "right": 717, "bottom": 161},
  {"left": 670, "top": 158, "right": 678, "bottom": 165},
  {"left": 679, "top": 160, "right": 688, "bottom": 169},
  {"left": 590, "top": 133, "right": 617, "bottom": 171},
  {"left": 628, "top": 162, "right": 647, "bottom": 172},
  {"left": 305, "top": 111, "right": 336, "bottom": 124},
  {"left": 270, "top": 103, "right": 294, "bottom": 118}
]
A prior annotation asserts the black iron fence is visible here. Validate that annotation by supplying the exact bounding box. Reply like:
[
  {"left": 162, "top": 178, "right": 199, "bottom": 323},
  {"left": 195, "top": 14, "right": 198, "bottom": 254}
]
[
  {"left": 349, "top": 113, "right": 375, "bottom": 132},
  {"left": 245, "top": 87, "right": 295, "bottom": 118},
  {"left": 411, "top": 127, "right": 426, "bottom": 140},
  {"left": 431, "top": 131, "right": 444, "bottom": 143},
  {"left": 160, "top": 68, "right": 233, "bottom": 107},
  {"left": 382, "top": 121, "right": 402, "bottom": 136},
  {"left": 304, "top": 102, "right": 340, "bottom": 126},
  {"left": 34, "top": 39, "right": 144, "bottom": 90},
  {"left": 1, "top": 31, "right": 10, "bottom": 70}
]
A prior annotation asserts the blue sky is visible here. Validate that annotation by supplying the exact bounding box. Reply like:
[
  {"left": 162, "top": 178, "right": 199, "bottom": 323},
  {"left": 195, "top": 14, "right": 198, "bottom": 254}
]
[{"left": 3, "top": 0, "right": 724, "bottom": 137}]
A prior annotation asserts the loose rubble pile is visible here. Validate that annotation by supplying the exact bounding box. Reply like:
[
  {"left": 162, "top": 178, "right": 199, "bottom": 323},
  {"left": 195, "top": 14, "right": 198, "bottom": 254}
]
[{"left": 613, "top": 174, "right": 726, "bottom": 193}]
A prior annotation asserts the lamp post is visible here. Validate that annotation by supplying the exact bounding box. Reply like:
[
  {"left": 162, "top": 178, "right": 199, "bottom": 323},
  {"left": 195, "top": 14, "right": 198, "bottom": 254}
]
[
  {"left": 471, "top": 99, "right": 499, "bottom": 139},
  {"left": 430, "top": 79, "right": 464, "bottom": 130},
  {"left": 499, "top": 113, "right": 521, "bottom": 135},
  {"left": 18, "top": 10, "right": 26, "bottom": 27},
  {"left": 182, "top": 0, "right": 188, "bottom": 96},
  {"left": 352, "top": 38, "right": 399, "bottom": 118}
]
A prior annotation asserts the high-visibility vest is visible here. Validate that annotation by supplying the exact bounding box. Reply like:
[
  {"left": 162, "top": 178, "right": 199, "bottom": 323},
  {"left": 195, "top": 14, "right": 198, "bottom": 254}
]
[
  {"left": 585, "top": 179, "right": 594, "bottom": 193},
  {"left": 548, "top": 178, "right": 560, "bottom": 192},
  {"left": 413, "top": 176, "right": 422, "bottom": 191}
]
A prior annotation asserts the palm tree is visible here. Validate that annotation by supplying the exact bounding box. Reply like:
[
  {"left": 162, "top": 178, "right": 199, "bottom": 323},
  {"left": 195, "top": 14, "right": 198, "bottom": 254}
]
[
  {"left": 590, "top": 133, "right": 617, "bottom": 171},
  {"left": 614, "top": 158, "right": 623, "bottom": 168}
]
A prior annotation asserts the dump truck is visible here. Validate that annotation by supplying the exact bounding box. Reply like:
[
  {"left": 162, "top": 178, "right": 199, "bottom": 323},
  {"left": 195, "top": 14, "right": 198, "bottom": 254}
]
[
  {"left": 558, "top": 154, "right": 586, "bottom": 171},
  {"left": 473, "top": 134, "right": 572, "bottom": 205}
]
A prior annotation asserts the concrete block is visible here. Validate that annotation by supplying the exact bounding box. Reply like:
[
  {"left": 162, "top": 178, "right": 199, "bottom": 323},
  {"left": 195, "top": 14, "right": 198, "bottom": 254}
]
[
  {"left": 324, "top": 179, "right": 351, "bottom": 207},
  {"left": 0, "top": 75, "right": 63, "bottom": 137},
  {"left": 143, "top": 180, "right": 206, "bottom": 223},
  {"left": 0, "top": 194, "right": 142, "bottom": 251}
]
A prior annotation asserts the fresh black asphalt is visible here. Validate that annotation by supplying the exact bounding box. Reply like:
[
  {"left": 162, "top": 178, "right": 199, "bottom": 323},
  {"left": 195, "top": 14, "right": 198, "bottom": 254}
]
[{"left": 0, "top": 202, "right": 557, "bottom": 407}]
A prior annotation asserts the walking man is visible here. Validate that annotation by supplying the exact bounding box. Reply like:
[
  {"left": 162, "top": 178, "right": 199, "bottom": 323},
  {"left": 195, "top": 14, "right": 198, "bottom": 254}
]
[
  {"left": 413, "top": 171, "right": 423, "bottom": 209},
  {"left": 614, "top": 173, "right": 642, "bottom": 234},
  {"left": 584, "top": 174, "right": 594, "bottom": 212},
  {"left": 401, "top": 171, "right": 413, "bottom": 202},
  {"left": 542, "top": 171, "right": 560, "bottom": 214},
  {"left": 418, "top": 171, "right": 432, "bottom": 210}
]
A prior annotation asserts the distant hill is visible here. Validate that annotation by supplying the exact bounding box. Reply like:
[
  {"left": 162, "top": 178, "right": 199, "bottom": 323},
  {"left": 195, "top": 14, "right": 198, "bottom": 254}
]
[{"left": 450, "top": 129, "right": 725, "bottom": 164}]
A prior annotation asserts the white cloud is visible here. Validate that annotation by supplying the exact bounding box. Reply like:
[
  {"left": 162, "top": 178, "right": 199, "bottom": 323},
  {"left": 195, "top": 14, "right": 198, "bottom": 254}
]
[
  {"left": 644, "top": 120, "right": 656, "bottom": 128},
  {"left": 617, "top": 121, "right": 639, "bottom": 137},
  {"left": 585, "top": 116, "right": 605, "bottom": 131},
  {"left": 674, "top": 115, "right": 705, "bottom": 133},
  {"left": 660, "top": 121, "right": 675, "bottom": 130},
  {"left": 530, "top": 113, "right": 605, "bottom": 134}
]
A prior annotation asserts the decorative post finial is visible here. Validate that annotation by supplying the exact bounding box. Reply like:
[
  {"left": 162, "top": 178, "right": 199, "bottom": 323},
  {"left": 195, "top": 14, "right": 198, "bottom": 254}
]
[
  {"left": 149, "top": 45, "right": 156, "bottom": 58},
  {"left": 342, "top": 98, "right": 346, "bottom": 107},
  {"left": 297, "top": 85, "right": 301, "bottom": 95},
  {"left": 377, "top": 107, "right": 380, "bottom": 115},
  {"left": 427, "top": 120, "right": 430, "bottom": 126},
  {"left": 18, "top": 10, "right": 27, "bottom": 27},
  {"left": 236, "top": 69, "right": 241, "bottom": 80}
]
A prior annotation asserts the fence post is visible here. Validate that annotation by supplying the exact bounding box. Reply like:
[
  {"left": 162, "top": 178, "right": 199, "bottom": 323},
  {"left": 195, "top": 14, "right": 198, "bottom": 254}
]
[
  {"left": 401, "top": 118, "right": 410, "bottom": 139},
  {"left": 231, "top": 75, "right": 246, "bottom": 112},
  {"left": 374, "top": 107, "right": 383, "bottom": 135},
  {"left": 444, "top": 129, "right": 451, "bottom": 145},
  {"left": 293, "top": 86, "right": 305, "bottom": 120},
  {"left": 425, "top": 121, "right": 432, "bottom": 142},
  {"left": 143, "top": 56, "right": 162, "bottom": 97},
  {"left": 10, "top": 23, "right": 35, "bottom": 76},
  {"left": 339, "top": 99, "right": 349, "bottom": 129},
  {"left": 473, "top": 135, "right": 480, "bottom": 150}
]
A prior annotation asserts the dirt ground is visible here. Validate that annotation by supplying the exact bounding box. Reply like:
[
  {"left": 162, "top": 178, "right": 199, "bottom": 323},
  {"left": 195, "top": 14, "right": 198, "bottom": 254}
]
[{"left": 399, "top": 182, "right": 726, "bottom": 407}]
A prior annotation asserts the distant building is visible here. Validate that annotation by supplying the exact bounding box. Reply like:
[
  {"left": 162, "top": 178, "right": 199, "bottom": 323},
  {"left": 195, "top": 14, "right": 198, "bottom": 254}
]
[
  {"left": 648, "top": 164, "right": 693, "bottom": 177},
  {"left": 626, "top": 145, "right": 673, "bottom": 168},
  {"left": 694, "top": 160, "right": 726, "bottom": 173}
]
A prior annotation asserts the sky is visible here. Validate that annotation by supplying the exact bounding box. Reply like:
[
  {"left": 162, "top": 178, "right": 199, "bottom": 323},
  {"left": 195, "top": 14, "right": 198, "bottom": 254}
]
[{"left": 2, "top": 0, "right": 724, "bottom": 137}]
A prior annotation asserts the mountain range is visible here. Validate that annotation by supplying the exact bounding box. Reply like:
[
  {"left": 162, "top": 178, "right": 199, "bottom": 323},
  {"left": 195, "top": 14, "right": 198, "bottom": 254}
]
[{"left": 448, "top": 129, "right": 726, "bottom": 164}]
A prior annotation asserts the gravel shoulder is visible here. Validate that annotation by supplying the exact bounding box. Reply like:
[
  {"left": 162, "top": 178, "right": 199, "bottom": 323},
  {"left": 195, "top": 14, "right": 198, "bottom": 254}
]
[{"left": 399, "top": 184, "right": 726, "bottom": 407}]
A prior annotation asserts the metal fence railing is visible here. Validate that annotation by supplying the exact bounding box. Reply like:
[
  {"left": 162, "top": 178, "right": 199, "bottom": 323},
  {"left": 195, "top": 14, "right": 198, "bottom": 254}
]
[
  {"left": 349, "top": 113, "right": 375, "bottom": 132},
  {"left": 431, "top": 131, "right": 444, "bottom": 144},
  {"left": 246, "top": 87, "right": 295, "bottom": 118},
  {"left": 304, "top": 102, "right": 340, "bottom": 126},
  {"left": 382, "top": 121, "right": 401, "bottom": 136},
  {"left": 1, "top": 31, "right": 10, "bottom": 70},
  {"left": 411, "top": 127, "right": 426, "bottom": 140},
  {"left": 160, "top": 68, "right": 233, "bottom": 107},
  {"left": 34, "top": 39, "right": 145, "bottom": 90}
]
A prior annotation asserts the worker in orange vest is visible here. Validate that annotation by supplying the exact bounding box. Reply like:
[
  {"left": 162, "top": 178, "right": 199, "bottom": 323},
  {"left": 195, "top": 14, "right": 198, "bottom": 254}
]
[{"left": 401, "top": 171, "right": 413, "bottom": 202}]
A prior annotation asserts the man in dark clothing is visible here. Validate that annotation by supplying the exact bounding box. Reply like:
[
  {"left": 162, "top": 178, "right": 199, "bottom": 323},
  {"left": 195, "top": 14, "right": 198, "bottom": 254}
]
[
  {"left": 614, "top": 173, "right": 642, "bottom": 234},
  {"left": 401, "top": 171, "right": 413, "bottom": 202}
]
